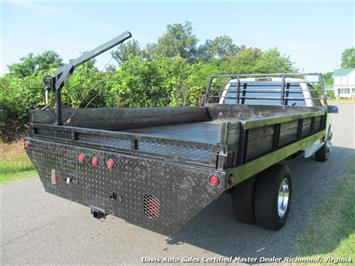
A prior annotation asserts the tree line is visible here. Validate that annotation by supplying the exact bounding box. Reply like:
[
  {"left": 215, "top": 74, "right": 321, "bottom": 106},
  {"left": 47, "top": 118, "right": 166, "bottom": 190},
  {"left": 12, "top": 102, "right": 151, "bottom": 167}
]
[{"left": 0, "top": 21, "right": 354, "bottom": 142}]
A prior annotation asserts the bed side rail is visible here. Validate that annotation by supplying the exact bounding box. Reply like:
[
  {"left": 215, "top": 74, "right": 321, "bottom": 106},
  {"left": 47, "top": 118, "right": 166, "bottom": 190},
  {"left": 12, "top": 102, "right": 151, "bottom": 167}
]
[{"left": 224, "top": 109, "right": 327, "bottom": 176}]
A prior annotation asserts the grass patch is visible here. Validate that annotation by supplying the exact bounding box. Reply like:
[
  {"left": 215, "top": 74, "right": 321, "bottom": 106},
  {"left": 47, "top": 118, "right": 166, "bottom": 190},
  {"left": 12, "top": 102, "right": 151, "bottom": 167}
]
[
  {"left": 328, "top": 98, "right": 355, "bottom": 104},
  {"left": 0, "top": 140, "right": 36, "bottom": 184},
  {"left": 293, "top": 154, "right": 355, "bottom": 264}
]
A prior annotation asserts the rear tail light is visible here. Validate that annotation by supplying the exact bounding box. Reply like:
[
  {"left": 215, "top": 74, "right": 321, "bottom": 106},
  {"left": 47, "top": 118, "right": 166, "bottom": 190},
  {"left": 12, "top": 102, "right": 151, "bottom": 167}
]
[
  {"left": 209, "top": 175, "right": 220, "bottom": 187},
  {"left": 106, "top": 159, "right": 114, "bottom": 169},
  {"left": 91, "top": 156, "right": 99, "bottom": 167},
  {"left": 24, "top": 140, "right": 31, "bottom": 149},
  {"left": 78, "top": 153, "right": 85, "bottom": 163}
]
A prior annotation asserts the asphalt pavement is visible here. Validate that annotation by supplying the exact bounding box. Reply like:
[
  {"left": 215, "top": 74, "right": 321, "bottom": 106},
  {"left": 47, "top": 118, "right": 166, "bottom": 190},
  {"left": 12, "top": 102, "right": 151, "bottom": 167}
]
[{"left": 1, "top": 104, "right": 354, "bottom": 265}]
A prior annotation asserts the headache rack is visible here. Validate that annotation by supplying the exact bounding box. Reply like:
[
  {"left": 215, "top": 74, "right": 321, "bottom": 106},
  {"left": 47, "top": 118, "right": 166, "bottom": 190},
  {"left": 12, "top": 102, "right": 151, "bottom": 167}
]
[{"left": 204, "top": 73, "right": 328, "bottom": 106}]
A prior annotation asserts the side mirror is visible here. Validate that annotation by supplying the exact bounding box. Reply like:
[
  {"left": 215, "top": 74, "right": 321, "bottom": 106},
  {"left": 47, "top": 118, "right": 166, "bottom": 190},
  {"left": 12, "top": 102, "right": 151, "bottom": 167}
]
[{"left": 327, "top": 105, "right": 338, "bottom": 114}]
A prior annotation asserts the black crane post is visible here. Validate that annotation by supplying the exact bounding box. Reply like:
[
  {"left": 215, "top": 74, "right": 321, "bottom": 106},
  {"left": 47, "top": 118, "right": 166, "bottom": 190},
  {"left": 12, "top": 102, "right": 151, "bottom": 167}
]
[{"left": 44, "top": 31, "right": 132, "bottom": 125}]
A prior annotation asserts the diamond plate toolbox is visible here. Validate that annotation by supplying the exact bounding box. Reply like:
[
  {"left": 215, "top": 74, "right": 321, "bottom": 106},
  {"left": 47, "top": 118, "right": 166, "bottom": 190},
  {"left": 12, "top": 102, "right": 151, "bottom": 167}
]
[{"left": 26, "top": 138, "right": 225, "bottom": 235}]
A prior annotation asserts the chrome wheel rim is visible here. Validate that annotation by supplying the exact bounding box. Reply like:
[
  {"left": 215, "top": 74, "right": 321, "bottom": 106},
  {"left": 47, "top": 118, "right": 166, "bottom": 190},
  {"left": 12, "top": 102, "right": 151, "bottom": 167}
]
[{"left": 277, "top": 178, "right": 289, "bottom": 218}]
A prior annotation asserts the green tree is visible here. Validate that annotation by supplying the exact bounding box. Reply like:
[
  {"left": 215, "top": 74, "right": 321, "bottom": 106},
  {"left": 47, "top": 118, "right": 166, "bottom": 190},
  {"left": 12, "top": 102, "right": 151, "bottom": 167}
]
[
  {"left": 62, "top": 60, "right": 107, "bottom": 109},
  {"left": 197, "top": 36, "right": 243, "bottom": 60},
  {"left": 155, "top": 56, "right": 190, "bottom": 106},
  {"left": 0, "top": 74, "right": 45, "bottom": 142},
  {"left": 322, "top": 72, "right": 333, "bottom": 85},
  {"left": 185, "top": 62, "right": 221, "bottom": 105},
  {"left": 149, "top": 21, "right": 198, "bottom": 62},
  {"left": 8, "top": 51, "right": 62, "bottom": 78},
  {"left": 255, "top": 49, "right": 296, "bottom": 73},
  {"left": 107, "top": 56, "right": 166, "bottom": 107},
  {"left": 216, "top": 48, "right": 295, "bottom": 74},
  {"left": 111, "top": 40, "right": 143, "bottom": 64},
  {"left": 321, "top": 72, "right": 334, "bottom": 99},
  {"left": 221, "top": 48, "right": 263, "bottom": 73},
  {"left": 341, "top": 48, "right": 355, "bottom": 68},
  {"left": 0, "top": 21, "right": 300, "bottom": 142}
]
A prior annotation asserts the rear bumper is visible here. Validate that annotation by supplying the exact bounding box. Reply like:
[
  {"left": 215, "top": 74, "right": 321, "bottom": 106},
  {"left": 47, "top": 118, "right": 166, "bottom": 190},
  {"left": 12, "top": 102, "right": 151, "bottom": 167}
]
[{"left": 25, "top": 138, "right": 225, "bottom": 235}]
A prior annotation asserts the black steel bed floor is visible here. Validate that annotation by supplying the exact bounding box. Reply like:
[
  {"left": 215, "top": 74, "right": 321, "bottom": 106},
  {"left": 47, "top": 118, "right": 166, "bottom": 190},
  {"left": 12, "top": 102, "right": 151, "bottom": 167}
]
[{"left": 123, "top": 122, "right": 224, "bottom": 144}]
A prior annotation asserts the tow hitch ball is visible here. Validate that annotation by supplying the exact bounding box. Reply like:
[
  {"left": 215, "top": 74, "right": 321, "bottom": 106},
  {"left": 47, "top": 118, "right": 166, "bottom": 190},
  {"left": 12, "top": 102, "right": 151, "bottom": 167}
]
[{"left": 90, "top": 206, "right": 106, "bottom": 219}]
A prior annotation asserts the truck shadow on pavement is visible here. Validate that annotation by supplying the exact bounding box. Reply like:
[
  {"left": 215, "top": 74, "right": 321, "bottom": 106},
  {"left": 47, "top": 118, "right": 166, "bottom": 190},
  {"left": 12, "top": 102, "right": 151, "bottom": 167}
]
[{"left": 166, "top": 146, "right": 354, "bottom": 259}]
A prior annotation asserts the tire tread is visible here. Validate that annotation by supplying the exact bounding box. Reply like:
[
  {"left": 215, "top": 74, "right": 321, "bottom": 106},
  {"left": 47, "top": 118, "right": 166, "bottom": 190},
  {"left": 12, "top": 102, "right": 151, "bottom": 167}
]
[
  {"left": 232, "top": 176, "right": 256, "bottom": 224},
  {"left": 254, "top": 164, "right": 292, "bottom": 230}
]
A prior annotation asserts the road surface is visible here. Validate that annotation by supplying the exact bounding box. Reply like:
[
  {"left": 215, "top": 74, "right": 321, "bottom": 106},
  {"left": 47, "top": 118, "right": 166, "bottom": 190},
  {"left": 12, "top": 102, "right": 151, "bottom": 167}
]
[{"left": 1, "top": 104, "right": 354, "bottom": 265}]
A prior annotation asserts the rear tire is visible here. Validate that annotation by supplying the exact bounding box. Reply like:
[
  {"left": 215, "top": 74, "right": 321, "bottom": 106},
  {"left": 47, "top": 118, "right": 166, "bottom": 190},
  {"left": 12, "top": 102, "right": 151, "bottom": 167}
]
[
  {"left": 315, "top": 142, "right": 330, "bottom": 162},
  {"left": 254, "top": 165, "right": 292, "bottom": 231},
  {"left": 231, "top": 176, "right": 256, "bottom": 224}
]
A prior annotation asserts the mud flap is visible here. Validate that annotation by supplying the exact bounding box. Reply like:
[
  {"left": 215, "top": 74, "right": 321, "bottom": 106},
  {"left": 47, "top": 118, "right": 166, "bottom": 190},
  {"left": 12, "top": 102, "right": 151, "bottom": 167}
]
[{"left": 26, "top": 138, "right": 225, "bottom": 235}]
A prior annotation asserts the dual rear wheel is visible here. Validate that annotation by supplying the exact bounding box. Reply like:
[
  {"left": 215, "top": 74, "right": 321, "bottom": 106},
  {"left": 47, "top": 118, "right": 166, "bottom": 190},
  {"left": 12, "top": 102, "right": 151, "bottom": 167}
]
[
  {"left": 232, "top": 164, "right": 292, "bottom": 230},
  {"left": 232, "top": 142, "right": 330, "bottom": 230}
]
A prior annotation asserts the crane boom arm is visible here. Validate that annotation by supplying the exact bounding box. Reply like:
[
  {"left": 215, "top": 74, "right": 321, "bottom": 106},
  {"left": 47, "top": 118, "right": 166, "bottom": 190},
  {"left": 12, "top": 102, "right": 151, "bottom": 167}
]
[
  {"left": 43, "top": 31, "right": 132, "bottom": 125},
  {"left": 69, "top": 31, "right": 132, "bottom": 68}
]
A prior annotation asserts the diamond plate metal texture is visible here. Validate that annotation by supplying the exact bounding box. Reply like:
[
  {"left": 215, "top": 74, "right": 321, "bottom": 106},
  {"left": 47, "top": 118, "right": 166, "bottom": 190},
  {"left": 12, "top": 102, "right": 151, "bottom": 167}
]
[
  {"left": 26, "top": 138, "right": 225, "bottom": 235},
  {"left": 78, "top": 133, "right": 131, "bottom": 150},
  {"left": 33, "top": 126, "right": 217, "bottom": 166},
  {"left": 138, "top": 139, "right": 212, "bottom": 162}
]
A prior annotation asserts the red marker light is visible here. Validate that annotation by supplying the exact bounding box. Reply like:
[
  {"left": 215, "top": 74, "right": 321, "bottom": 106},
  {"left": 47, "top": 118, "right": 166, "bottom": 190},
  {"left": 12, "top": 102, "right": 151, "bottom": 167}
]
[
  {"left": 106, "top": 159, "right": 114, "bottom": 169},
  {"left": 209, "top": 175, "right": 220, "bottom": 187},
  {"left": 91, "top": 156, "right": 99, "bottom": 167},
  {"left": 24, "top": 140, "right": 31, "bottom": 149},
  {"left": 78, "top": 153, "right": 85, "bottom": 163}
]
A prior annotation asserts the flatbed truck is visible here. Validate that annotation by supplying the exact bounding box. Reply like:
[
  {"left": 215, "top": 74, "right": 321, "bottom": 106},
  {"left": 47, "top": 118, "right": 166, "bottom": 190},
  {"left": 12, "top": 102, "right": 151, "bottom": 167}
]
[{"left": 25, "top": 31, "right": 338, "bottom": 235}]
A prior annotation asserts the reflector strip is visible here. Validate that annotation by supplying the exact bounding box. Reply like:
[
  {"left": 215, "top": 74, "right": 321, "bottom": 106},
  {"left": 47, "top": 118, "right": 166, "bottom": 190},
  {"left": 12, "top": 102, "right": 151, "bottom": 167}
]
[{"left": 143, "top": 194, "right": 160, "bottom": 220}]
